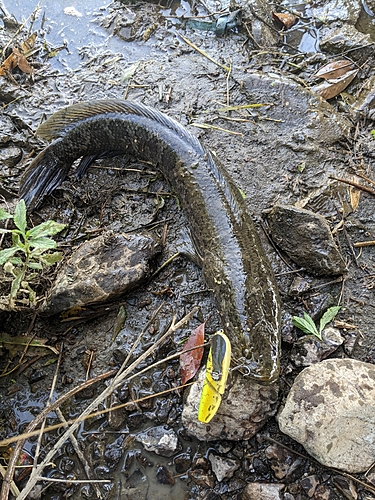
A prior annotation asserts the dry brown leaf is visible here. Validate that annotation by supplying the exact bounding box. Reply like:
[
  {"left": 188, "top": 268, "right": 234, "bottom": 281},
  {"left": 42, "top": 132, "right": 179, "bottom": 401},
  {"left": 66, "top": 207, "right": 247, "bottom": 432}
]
[
  {"left": 21, "top": 32, "right": 37, "bottom": 55},
  {"left": 311, "top": 69, "right": 358, "bottom": 100},
  {"left": 0, "top": 47, "right": 34, "bottom": 77},
  {"left": 272, "top": 12, "right": 298, "bottom": 29},
  {"left": 350, "top": 185, "right": 361, "bottom": 211},
  {"left": 13, "top": 48, "right": 34, "bottom": 74},
  {"left": 315, "top": 59, "right": 356, "bottom": 80}
]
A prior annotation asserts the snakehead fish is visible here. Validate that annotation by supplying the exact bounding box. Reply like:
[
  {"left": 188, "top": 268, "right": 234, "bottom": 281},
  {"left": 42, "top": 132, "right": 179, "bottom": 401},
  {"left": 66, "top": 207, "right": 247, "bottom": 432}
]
[{"left": 19, "top": 99, "right": 281, "bottom": 383}]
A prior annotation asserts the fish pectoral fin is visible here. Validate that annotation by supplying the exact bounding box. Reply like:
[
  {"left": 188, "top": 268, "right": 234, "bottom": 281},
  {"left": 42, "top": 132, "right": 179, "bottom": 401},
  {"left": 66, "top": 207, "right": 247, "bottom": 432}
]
[
  {"left": 75, "top": 150, "right": 129, "bottom": 180},
  {"left": 20, "top": 147, "right": 72, "bottom": 209},
  {"left": 174, "top": 226, "right": 204, "bottom": 266}
]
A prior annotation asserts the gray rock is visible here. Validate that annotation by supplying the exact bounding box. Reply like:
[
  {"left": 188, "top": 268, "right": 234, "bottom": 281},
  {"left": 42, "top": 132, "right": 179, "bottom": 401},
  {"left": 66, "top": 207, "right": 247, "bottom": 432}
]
[
  {"left": 182, "top": 370, "right": 279, "bottom": 441},
  {"left": 0, "top": 146, "right": 22, "bottom": 167},
  {"left": 208, "top": 453, "right": 239, "bottom": 482},
  {"left": 241, "top": 482, "right": 284, "bottom": 500},
  {"left": 291, "top": 328, "right": 344, "bottom": 367},
  {"left": 236, "top": 0, "right": 278, "bottom": 47},
  {"left": 320, "top": 24, "right": 372, "bottom": 55},
  {"left": 278, "top": 358, "right": 375, "bottom": 473},
  {"left": 306, "top": 0, "right": 362, "bottom": 24},
  {"left": 351, "top": 74, "right": 375, "bottom": 119},
  {"left": 265, "top": 444, "right": 304, "bottom": 481},
  {"left": 332, "top": 475, "right": 357, "bottom": 500},
  {"left": 42, "top": 231, "right": 160, "bottom": 315},
  {"left": 300, "top": 474, "right": 319, "bottom": 497},
  {"left": 266, "top": 205, "right": 346, "bottom": 275},
  {"left": 135, "top": 426, "right": 179, "bottom": 457},
  {"left": 0, "top": 115, "right": 18, "bottom": 145}
]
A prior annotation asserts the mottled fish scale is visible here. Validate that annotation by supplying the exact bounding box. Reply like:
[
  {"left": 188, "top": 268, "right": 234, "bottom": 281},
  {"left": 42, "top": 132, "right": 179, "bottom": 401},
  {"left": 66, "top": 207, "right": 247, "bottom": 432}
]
[
  {"left": 19, "top": 99, "right": 281, "bottom": 383},
  {"left": 37, "top": 99, "right": 204, "bottom": 155}
]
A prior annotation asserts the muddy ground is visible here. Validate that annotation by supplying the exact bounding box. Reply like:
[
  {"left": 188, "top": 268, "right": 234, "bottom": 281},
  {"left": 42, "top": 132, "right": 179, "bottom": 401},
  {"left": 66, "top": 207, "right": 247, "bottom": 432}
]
[{"left": 1, "top": 0, "right": 375, "bottom": 499}]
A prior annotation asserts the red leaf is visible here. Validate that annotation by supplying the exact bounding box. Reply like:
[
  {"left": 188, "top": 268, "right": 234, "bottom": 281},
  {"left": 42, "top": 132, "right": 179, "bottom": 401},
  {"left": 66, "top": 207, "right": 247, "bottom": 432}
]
[{"left": 180, "top": 323, "right": 205, "bottom": 385}]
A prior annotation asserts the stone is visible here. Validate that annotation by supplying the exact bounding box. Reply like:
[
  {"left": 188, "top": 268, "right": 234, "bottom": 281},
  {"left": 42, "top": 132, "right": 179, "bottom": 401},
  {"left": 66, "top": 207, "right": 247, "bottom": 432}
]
[
  {"left": 264, "top": 444, "right": 304, "bottom": 481},
  {"left": 332, "top": 475, "right": 357, "bottom": 500},
  {"left": 241, "top": 482, "right": 284, "bottom": 500},
  {"left": 306, "top": 0, "right": 362, "bottom": 24},
  {"left": 291, "top": 328, "right": 344, "bottom": 367},
  {"left": 208, "top": 453, "right": 239, "bottom": 482},
  {"left": 42, "top": 231, "right": 161, "bottom": 315},
  {"left": 278, "top": 358, "right": 375, "bottom": 473},
  {"left": 0, "top": 146, "right": 22, "bottom": 167},
  {"left": 182, "top": 370, "right": 279, "bottom": 441},
  {"left": 300, "top": 474, "right": 319, "bottom": 497},
  {"left": 135, "top": 426, "right": 179, "bottom": 457},
  {"left": 320, "top": 24, "right": 372, "bottom": 56},
  {"left": 266, "top": 205, "right": 346, "bottom": 275},
  {"left": 155, "top": 465, "right": 175, "bottom": 485}
]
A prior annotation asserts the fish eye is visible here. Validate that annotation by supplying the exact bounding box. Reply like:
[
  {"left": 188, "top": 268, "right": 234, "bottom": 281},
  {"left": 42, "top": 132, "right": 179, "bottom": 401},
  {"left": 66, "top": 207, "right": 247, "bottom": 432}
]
[{"left": 210, "top": 370, "right": 222, "bottom": 381}]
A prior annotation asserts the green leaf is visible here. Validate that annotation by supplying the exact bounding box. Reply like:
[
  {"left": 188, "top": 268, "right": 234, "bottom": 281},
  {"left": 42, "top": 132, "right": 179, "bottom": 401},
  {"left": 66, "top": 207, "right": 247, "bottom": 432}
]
[
  {"left": 39, "top": 252, "right": 63, "bottom": 266},
  {"left": 0, "top": 247, "right": 18, "bottom": 265},
  {"left": 11, "top": 231, "right": 23, "bottom": 248},
  {"left": 292, "top": 313, "right": 320, "bottom": 339},
  {"left": 238, "top": 188, "right": 246, "bottom": 199},
  {"left": 121, "top": 61, "right": 140, "bottom": 83},
  {"left": 13, "top": 200, "right": 27, "bottom": 234},
  {"left": 28, "top": 237, "right": 57, "bottom": 250},
  {"left": 9, "top": 271, "right": 24, "bottom": 304},
  {"left": 10, "top": 256, "right": 23, "bottom": 265},
  {"left": 319, "top": 306, "right": 341, "bottom": 334},
  {"left": 0, "top": 208, "right": 12, "bottom": 220},
  {"left": 27, "top": 262, "right": 43, "bottom": 269},
  {"left": 27, "top": 220, "right": 65, "bottom": 238},
  {"left": 370, "top": 130, "right": 375, "bottom": 139}
]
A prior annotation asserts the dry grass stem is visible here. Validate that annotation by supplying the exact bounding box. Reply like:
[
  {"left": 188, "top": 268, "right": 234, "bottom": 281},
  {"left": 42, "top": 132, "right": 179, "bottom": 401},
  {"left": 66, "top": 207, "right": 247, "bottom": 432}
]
[{"left": 12, "top": 306, "right": 198, "bottom": 500}]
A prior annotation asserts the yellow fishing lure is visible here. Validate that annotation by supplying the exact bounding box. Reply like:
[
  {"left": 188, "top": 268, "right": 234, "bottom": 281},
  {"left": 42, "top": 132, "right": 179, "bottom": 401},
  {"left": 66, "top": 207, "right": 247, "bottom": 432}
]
[{"left": 198, "top": 330, "right": 231, "bottom": 423}]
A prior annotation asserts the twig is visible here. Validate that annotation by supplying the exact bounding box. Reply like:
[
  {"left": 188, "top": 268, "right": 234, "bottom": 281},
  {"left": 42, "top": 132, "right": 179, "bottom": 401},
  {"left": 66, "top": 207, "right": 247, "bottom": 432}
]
[
  {"left": 0, "top": 369, "right": 117, "bottom": 500},
  {"left": 32, "top": 343, "right": 63, "bottom": 473},
  {"left": 2, "top": 3, "right": 41, "bottom": 60},
  {"left": 151, "top": 253, "right": 180, "bottom": 278},
  {"left": 35, "top": 477, "right": 110, "bottom": 484},
  {"left": 353, "top": 240, "right": 375, "bottom": 248},
  {"left": 178, "top": 33, "right": 230, "bottom": 72},
  {"left": 56, "top": 408, "right": 103, "bottom": 500},
  {"left": 0, "top": 465, "right": 19, "bottom": 498},
  {"left": 226, "top": 59, "right": 232, "bottom": 106},
  {"left": 191, "top": 122, "right": 243, "bottom": 136},
  {"left": 15, "top": 307, "right": 199, "bottom": 500},
  {"left": 117, "top": 301, "right": 166, "bottom": 377},
  {"left": 329, "top": 175, "right": 375, "bottom": 196},
  {"left": 0, "top": 380, "right": 196, "bottom": 447}
]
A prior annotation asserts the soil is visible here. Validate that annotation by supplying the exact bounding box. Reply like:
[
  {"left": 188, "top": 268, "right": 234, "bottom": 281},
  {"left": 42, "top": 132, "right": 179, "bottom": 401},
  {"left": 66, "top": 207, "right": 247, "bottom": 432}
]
[{"left": 1, "top": 0, "right": 375, "bottom": 499}]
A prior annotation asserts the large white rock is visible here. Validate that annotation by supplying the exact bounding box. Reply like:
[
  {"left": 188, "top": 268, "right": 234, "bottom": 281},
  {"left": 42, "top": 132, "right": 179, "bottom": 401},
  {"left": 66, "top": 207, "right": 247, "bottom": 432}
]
[{"left": 278, "top": 358, "right": 375, "bottom": 473}]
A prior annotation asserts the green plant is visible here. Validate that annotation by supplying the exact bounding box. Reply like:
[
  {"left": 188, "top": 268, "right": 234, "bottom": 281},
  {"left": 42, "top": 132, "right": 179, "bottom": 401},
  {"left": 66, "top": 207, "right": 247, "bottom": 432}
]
[
  {"left": 0, "top": 199, "right": 65, "bottom": 307},
  {"left": 292, "top": 305, "right": 341, "bottom": 341}
]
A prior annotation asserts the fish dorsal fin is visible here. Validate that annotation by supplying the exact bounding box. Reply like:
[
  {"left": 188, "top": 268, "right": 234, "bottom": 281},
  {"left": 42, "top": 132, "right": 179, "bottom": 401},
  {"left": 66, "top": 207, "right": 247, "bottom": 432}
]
[{"left": 37, "top": 99, "right": 204, "bottom": 154}]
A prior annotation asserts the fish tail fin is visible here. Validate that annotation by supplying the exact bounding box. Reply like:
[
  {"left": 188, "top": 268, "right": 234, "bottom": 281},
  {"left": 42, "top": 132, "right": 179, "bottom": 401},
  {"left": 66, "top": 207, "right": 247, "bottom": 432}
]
[{"left": 19, "top": 146, "right": 72, "bottom": 210}]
